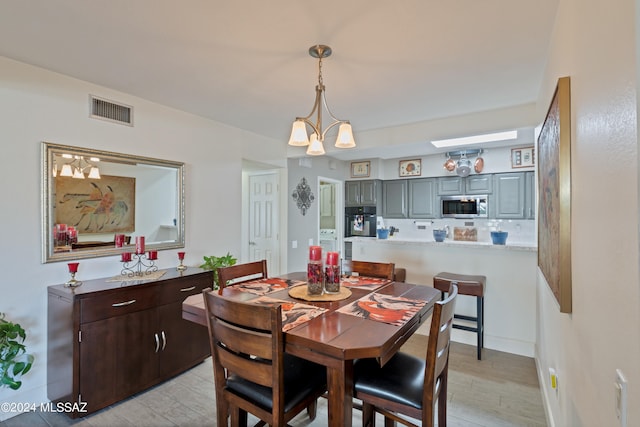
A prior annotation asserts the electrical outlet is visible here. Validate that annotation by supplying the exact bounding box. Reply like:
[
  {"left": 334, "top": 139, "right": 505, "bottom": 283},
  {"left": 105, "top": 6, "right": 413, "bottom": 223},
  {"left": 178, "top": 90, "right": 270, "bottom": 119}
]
[
  {"left": 308, "top": 238, "right": 314, "bottom": 246},
  {"left": 291, "top": 240, "right": 297, "bottom": 249},
  {"left": 549, "top": 368, "right": 559, "bottom": 397},
  {"left": 615, "top": 369, "right": 627, "bottom": 427}
]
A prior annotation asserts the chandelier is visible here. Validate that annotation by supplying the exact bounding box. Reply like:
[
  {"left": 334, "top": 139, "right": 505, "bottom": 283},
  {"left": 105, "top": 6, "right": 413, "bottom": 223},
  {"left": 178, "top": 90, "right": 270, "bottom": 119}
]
[
  {"left": 288, "top": 45, "right": 355, "bottom": 156},
  {"left": 54, "top": 154, "right": 101, "bottom": 179}
]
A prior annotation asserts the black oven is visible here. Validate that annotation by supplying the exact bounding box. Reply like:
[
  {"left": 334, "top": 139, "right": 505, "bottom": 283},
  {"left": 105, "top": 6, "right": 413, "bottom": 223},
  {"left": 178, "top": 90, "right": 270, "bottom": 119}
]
[{"left": 345, "top": 206, "right": 377, "bottom": 237}]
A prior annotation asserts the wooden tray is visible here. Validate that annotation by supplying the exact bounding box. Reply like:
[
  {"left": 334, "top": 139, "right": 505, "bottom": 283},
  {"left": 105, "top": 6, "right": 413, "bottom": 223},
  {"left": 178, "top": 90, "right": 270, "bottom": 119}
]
[{"left": 288, "top": 285, "right": 352, "bottom": 302}]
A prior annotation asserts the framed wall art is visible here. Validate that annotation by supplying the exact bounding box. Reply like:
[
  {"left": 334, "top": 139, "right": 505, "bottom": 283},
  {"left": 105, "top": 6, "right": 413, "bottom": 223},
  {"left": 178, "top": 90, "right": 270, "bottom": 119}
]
[
  {"left": 511, "top": 146, "right": 535, "bottom": 168},
  {"left": 538, "top": 76, "right": 572, "bottom": 313},
  {"left": 350, "top": 161, "right": 370, "bottom": 178},
  {"left": 55, "top": 174, "right": 136, "bottom": 234},
  {"left": 399, "top": 159, "right": 421, "bottom": 177}
]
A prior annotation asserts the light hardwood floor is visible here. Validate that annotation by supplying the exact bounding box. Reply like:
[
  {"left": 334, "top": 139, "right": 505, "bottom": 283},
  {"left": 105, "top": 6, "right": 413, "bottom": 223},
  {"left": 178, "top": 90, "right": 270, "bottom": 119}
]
[{"left": 1, "top": 335, "right": 547, "bottom": 426}]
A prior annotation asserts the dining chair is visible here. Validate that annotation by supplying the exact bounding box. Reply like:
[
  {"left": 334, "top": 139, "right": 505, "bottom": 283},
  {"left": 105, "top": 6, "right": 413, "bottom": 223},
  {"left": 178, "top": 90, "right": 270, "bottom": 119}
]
[
  {"left": 203, "top": 289, "right": 327, "bottom": 427},
  {"left": 346, "top": 260, "right": 396, "bottom": 280},
  {"left": 217, "top": 259, "right": 268, "bottom": 294},
  {"left": 353, "top": 284, "right": 458, "bottom": 427}
]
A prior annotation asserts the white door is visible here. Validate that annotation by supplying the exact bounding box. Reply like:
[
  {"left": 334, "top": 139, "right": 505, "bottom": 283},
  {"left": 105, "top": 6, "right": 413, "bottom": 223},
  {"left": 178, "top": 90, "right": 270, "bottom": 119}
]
[{"left": 248, "top": 173, "right": 280, "bottom": 276}]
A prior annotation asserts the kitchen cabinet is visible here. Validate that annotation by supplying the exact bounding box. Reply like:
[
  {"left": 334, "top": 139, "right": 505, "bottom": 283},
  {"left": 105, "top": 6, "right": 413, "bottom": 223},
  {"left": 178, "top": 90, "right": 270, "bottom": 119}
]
[
  {"left": 437, "top": 175, "right": 492, "bottom": 195},
  {"left": 493, "top": 172, "right": 526, "bottom": 218},
  {"left": 408, "top": 178, "right": 438, "bottom": 218},
  {"left": 48, "top": 268, "right": 212, "bottom": 417},
  {"left": 525, "top": 171, "right": 536, "bottom": 219},
  {"left": 345, "top": 179, "right": 381, "bottom": 207},
  {"left": 382, "top": 180, "right": 408, "bottom": 218}
]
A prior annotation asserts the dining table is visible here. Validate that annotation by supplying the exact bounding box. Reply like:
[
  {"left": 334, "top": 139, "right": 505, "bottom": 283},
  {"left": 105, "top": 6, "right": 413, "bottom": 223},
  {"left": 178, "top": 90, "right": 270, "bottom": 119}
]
[{"left": 181, "top": 271, "right": 440, "bottom": 427}]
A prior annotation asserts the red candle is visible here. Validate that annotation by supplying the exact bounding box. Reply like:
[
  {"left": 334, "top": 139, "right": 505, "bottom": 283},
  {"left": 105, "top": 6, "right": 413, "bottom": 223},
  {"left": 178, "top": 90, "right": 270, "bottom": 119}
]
[
  {"left": 135, "top": 236, "right": 145, "bottom": 254},
  {"left": 67, "top": 262, "right": 79, "bottom": 273},
  {"left": 148, "top": 250, "right": 158, "bottom": 260},
  {"left": 325, "top": 251, "right": 339, "bottom": 266},
  {"left": 309, "top": 246, "right": 322, "bottom": 261},
  {"left": 121, "top": 252, "right": 132, "bottom": 262},
  {"left": 177, "top": 251, "right": 185, "bottom": 261},
  {"left": 115, "top": 234, "right": 125, "bottom": 248}
]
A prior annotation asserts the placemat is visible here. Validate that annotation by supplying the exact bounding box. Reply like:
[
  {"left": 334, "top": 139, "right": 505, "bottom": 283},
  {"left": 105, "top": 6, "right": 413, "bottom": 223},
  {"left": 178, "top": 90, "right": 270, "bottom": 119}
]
[
  {"left": 106, "top": 270, "right": 166, "bottom": 282},
  {"left": 341, "top": 276, "right": 391, "bottom": 290},
  {"left": 288, "top": 285, "right": 352, "bottom": 302},
  {"left": 251, "top": 296, "right": 328, "bottom": 331},
  {"left": 336, "top": 293, "right": 427, "bottom": 327},
  {"left": 234, "top": 277, "right": 305, "bottom": 295}
]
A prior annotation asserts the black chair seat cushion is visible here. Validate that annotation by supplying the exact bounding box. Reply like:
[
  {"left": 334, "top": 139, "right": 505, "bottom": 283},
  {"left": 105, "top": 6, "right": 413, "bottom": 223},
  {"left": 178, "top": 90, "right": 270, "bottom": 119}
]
[
  {"left": 226, "top": 353, "right": 326, "bottom": 413},
  {"left": 354, "top": 352, "right": 425, "bottom": 411}
]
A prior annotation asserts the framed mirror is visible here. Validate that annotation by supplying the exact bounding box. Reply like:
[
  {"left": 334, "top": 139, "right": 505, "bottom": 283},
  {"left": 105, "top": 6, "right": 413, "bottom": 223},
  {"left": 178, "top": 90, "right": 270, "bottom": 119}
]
[{"left": 42, "top": 142, "right": 185, "bottom": 263}]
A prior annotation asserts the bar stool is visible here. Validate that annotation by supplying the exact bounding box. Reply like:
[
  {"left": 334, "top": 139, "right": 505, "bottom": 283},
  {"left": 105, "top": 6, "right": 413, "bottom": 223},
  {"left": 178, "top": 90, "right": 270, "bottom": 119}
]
[{"left": 433, "top": 272, "right": 486, "bottom": 360}]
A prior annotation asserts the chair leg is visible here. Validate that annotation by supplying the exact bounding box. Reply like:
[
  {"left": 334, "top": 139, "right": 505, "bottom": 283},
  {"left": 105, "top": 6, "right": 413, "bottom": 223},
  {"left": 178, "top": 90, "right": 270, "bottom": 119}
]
[
  {"left": 437, "top": 367, "right": 448, "bottom": 427},
  {"left": 307, "top": 399, "right": 318, "bottom": 420},
  {"left": 362, "top": 402, "right": 376, "bottom": 427}
]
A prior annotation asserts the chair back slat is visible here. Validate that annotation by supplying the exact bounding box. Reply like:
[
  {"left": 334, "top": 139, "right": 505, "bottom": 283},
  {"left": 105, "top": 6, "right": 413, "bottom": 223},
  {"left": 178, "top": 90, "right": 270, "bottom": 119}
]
[
  {"left": 348, "top": 260, "right": 395, "bottom": 280},
  {"left": 423, "top": 284, "right": 457, "bottom": 420},
  {"left": 217, "top": 259, "right": 268, "bottom": 293}
]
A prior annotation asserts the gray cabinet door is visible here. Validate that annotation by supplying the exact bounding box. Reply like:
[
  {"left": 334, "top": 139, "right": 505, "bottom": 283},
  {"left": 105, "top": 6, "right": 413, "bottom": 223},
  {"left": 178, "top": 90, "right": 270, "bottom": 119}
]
[
  {"left": 494, "top": 173, "right": 526, "bottom": 218},
  {"left": 382, "top": 180, "right": 408, "bottom": 218},
  {"left": 438, "top": 176, "right": 464, "bottom": 195},
  {"left": 408, "top": 178, "right": 437, "bottom": 218},
  {"left": 345, "top": 181, "right": 361, "bottom": 206},
  {"left": 466, "top": 175, "right": 493, "bottom": 194},
  {"left": 525, "top": 171, "right": 536, "bottom": 219},
  {"left": 361, "top": 180, "right": 379, "bottom": 206}
]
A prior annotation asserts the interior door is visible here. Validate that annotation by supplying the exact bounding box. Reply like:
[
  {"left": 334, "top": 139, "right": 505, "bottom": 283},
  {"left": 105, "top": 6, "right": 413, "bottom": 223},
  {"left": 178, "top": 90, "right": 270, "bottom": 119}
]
[{"left": 248, "top": 173, "right": 280, "bottom": 275}]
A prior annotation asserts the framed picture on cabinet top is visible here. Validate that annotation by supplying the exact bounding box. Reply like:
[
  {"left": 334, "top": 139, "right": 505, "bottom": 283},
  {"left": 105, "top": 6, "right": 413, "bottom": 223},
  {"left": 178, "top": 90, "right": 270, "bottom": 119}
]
[
  {"left": 399, "top": 159, "right": 421, "bottom": 177},
  {"left": 511, "top": 146, "right": 535, "bottom": 168},
  {"left": 350, "top": 161, "right": 370, "bottom": 178}
]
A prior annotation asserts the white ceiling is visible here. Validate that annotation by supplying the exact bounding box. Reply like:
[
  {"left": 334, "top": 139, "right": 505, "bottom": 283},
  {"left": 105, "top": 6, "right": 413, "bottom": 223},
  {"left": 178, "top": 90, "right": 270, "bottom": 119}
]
[{"left": 0, "top": 0, "right": 558, "bottom": 161}]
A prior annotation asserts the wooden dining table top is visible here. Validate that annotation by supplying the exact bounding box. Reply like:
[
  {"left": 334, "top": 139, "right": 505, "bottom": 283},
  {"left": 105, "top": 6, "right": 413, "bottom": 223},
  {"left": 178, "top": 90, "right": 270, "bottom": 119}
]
[{"left": 181, "top": 271, "right": 440, "bottom": 427}]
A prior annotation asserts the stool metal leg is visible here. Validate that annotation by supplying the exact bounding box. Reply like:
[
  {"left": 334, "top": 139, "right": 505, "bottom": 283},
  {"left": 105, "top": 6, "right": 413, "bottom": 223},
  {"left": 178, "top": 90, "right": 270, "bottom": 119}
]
[{"left": 476, "top": 296, "right": 483, "bottom": 360}]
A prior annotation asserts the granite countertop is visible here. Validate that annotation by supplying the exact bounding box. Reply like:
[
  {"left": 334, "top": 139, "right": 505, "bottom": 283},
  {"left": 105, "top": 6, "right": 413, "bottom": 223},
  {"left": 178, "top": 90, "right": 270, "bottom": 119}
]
[{"left": 345, "top": 236, "right": 537, "bottom": 252}]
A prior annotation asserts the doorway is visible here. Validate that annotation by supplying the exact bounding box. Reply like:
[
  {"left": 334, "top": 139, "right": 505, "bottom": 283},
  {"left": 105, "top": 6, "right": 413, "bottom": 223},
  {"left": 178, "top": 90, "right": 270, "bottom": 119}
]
[
  {"left": 246, "top": 169, "right": 281, "bottom": 276},
  {"left": 318, "top": 177, "right": 343, "bottom": 258}
]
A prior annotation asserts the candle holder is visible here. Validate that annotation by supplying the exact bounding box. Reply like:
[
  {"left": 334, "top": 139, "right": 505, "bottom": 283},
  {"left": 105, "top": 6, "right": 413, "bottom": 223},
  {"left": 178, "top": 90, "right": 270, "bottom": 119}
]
[
  {"left": 65, "top": 262, "right": 82, "bottom": 288},
  {"left": 177, "top": 252, "right": 187, "bottom": 271},
  {"left": 121, "top": 253, "right": 158, "bottom": 277}
]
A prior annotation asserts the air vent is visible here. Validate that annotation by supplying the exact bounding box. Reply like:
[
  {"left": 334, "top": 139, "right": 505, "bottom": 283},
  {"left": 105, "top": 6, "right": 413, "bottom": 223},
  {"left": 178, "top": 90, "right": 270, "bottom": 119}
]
[{"left": 89, "top": 95, "right": 133, "bottom": 126}]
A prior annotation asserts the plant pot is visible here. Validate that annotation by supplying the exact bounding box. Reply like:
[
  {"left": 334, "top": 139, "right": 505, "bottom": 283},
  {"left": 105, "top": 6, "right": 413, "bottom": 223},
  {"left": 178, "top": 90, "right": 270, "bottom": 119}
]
[
  {"left": 433, "top": 229, "right": 447, "bottom": 242},
  {"left": 377, "top": 229, "right": 389, "bottom": 239},
  {"left": 491, "top": 231, "right": 508, "bottom": 245}
]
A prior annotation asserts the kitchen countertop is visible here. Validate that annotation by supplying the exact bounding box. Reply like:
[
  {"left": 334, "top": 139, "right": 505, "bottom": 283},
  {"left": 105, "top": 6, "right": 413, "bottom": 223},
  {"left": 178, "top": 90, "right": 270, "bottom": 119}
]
[{"left": 345, "top": 236, "right": 537, "bottom": 252}]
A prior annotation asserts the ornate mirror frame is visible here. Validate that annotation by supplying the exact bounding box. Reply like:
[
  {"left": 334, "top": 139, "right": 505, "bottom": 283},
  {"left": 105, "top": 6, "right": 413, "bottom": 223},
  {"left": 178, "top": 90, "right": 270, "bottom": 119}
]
[{"left": 42, "top": 142, "right": 185, "bottom": 263}]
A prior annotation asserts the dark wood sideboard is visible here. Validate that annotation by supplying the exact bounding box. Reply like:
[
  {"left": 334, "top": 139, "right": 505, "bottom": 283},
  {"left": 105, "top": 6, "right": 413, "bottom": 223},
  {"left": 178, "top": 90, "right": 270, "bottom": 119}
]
[{"left": 47, "top": 268, "right": 213, "bottom": 417}]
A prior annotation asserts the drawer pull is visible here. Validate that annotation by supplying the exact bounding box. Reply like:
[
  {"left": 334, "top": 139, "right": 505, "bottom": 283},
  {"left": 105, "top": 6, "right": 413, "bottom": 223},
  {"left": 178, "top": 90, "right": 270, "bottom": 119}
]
[
  {"left": 112, "top": 299, "right": 136, "bottom": 307},
  {"left": 179, "top": 286, "right": 196, "bottom": 292},
  {"left": 154, "top": 333, "right": 160, "bottom": 353},
  {"left": 161, "top": 331, "right": 167, "bottom": 351}
]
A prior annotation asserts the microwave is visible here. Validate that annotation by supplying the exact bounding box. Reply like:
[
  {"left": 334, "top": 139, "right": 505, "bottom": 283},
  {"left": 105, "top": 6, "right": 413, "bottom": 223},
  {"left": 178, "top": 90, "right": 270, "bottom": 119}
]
[{"left": 441, "top": 195, "right": 488, "bottom": 218}]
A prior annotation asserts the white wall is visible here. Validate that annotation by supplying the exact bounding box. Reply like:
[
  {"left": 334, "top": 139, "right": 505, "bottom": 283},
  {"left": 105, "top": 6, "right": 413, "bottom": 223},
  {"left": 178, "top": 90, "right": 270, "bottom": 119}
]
[
  {"left": 535, "top": 0, "right": 640, "bottom": 426},
  {"left": 0, "top": 56, "right": 285, "bottom": 419}
]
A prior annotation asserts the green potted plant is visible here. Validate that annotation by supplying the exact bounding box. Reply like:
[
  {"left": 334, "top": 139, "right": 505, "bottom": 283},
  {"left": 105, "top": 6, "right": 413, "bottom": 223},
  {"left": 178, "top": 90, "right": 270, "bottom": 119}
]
[
  {"left": 0, "top": 313, "right": 34, "bottom": 390},
  {"left": 199, "top": 252, "right": 237, "bottom": 290}
]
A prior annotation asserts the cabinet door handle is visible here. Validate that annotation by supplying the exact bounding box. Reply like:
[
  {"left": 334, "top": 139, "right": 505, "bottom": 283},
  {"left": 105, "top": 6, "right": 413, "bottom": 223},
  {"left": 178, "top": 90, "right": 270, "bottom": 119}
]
[
  {"left": 161, "top": 331, "right": 166, "bottom": 351},
  {"left": 154, "top": 333, "right": 160, "bottom": 353},
  {"left": 112, "top": 299, "right": 136, "bottom": 307},
  {"left": 179, "top": 286, "right": 196, "bottom": 292}
]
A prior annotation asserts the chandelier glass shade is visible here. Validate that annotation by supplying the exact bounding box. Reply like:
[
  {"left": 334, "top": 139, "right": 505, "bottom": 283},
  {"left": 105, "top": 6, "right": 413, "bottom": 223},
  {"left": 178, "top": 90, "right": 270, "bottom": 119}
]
[
  {"left": 55, "top": 154, "right": 101, "bottom": 179},
  {"left": 288, "top": 45, "right": 356, "bottom": 156}
]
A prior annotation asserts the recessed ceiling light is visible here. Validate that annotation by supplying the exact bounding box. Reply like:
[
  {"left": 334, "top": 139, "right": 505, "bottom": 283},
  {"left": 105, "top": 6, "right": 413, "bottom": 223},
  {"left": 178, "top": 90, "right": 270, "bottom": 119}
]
[{"left": 431, "top": 130, "right": 518, "bottom": 148}]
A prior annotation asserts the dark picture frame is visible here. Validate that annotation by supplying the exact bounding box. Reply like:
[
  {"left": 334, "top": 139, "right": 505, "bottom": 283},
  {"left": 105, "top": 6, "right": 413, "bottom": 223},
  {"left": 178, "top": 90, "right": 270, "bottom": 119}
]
[{"left": 538, "top": 76, "right": 572, "bottom": 313}]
